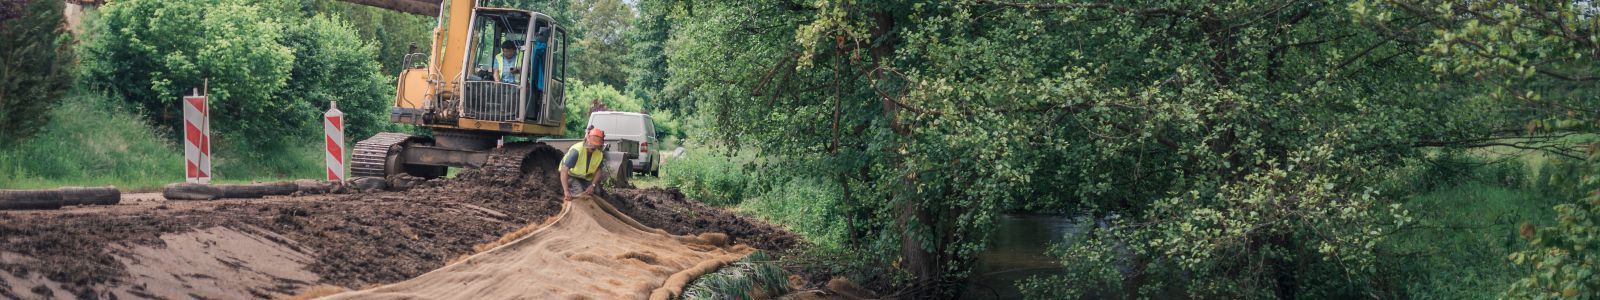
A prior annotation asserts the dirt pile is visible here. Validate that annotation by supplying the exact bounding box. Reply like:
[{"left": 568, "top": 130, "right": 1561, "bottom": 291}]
[
  {"left": 0, "top": 167, "right": 801, "bottom": 299},
  {"left": 608, "top": 188, "right": 803, "bottom": 252}
]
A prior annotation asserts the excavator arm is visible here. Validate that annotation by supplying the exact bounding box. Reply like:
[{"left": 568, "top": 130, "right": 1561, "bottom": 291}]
[{"left": 337, "top": 0, "right": 443, "bottom": 16}]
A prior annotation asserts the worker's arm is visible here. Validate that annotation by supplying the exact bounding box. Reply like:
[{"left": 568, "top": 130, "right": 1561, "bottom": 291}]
[
  {"left": 559, "top": 150, "right": 578, "bottom": 200},
  {"left": 559, "top": 165, "right": 570, "bottom": 199},
  {"left": 582, "top": 153, "right": 603, "bottom": 196}
]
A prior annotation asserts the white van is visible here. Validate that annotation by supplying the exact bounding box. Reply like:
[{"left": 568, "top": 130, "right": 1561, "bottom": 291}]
[{"left": 586, "top": 112, "right": 661, "bottom": 176}]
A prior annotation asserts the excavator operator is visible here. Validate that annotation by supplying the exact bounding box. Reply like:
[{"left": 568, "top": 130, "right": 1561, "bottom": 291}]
[
  {"left": 559, "top": 128, "right": 607, "bottom": 201},
  {"left": 494, "top": 40, "right": 522, "bottom": 84}
]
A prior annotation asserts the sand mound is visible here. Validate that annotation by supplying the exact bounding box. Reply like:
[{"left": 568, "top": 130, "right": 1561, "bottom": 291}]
[{"left": 322, "top": 195, "right": 753, "bottom": 299}]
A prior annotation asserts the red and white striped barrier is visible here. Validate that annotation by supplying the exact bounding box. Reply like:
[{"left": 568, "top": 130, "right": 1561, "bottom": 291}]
[
  {"left": 325, "top": 101, "right": 345, "bottom": 181},
  {"left": 182, "top": 94, "right": 211, "bottom": 184}
]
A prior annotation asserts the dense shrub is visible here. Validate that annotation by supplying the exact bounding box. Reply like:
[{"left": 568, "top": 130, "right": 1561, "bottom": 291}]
[
  {"left": 1506, "top": 149, "right": 1600, "bottom": 299},
  {"left": 79, "top": 0, "right": 294, "bottom": 144},
  {"left": 0, "top": 0, "right": 73, "bottom": 144},
  {"left": 79, "top": 0, "right": 391, "bottom": 149},
  {"left": 278, "top": 13, "right": 395, "bottom": 141}
]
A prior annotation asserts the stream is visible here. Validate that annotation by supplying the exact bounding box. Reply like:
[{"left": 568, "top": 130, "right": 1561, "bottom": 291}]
[{"left": 959, "top": 213, "right": 1090, "bottom": 299}]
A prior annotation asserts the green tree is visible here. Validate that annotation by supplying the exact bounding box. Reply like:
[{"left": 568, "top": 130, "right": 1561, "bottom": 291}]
[
  {"left": 278, "top": 13, "right": 396, "bottom": 142},
  {"left": 0, "top": 0, "right": 74, "bottom": 144},
  {"left": 79, "top": 0, "right": 295, "bottom": 144},
  {"left": 659, "top": 0, "right": 1494, "bottom": 297},
  {"left": 310, "top": 0, "right": 436, "bottom": 75},
  {"left": 568, "top": 0, "right": 633, "bottom": 90},
  {"left": 625, "top": 0, "right": 670, "bottom": 108}
]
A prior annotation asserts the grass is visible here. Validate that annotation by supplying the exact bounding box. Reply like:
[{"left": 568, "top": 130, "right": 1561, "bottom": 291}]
[
  {"left": 0, "top": 92, "right": 181, "bottom": 191},
  {"left": 678, "top": 251, "right": 793, "bottom": 300},
  {"left": 0, "top": 92, "right": 329, "bottom": 191},
  {"left": 658, "top": 148, "right": 761, "bottom": 207},
  {"left": 1380, "top": 160, "right": 1564, "bottom": 299}
]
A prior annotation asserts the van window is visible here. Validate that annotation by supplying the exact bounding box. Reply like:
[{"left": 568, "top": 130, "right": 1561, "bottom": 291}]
[{"left": 589, "top": 114, "right": 646, "bottom": 136}]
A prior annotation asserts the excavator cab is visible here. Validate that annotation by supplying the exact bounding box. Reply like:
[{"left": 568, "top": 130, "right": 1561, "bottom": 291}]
[{"left": 461, "top": 10, "right": 566, "bottom": 125}]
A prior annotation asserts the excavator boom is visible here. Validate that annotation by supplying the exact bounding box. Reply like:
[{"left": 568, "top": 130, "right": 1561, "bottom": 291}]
[{"left": 337, "top": 0, "right": 441, "bottom": 16}]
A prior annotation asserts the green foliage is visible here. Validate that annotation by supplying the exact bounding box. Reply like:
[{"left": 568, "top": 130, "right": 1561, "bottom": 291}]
[
  {"left": 658, "top": 0, "right": 1473, "bottom": 295},
  {"left": 738, "top": 176, "right": 850, "bottom": 249},
  {"left": 563, "top": 79, "right": 643, "bottom": 135},
  {"left": 625, "top": 0, "right": 670, "bottom": 106},
  {"left": 278, "top": 13, "right": 396, "bottom": 141},
  {"left": 1017, "top": 234, "right": 1122, "bottom": 300},
  {"left": 1381, "top": 181, "right": 1553, "bottom": 299},
  {"left": 659, "top": 149, "right": 756, "bottom": 207},
  {"left": 1505, "top": 149, "right": 1600, "bottom": 299},
  {"left": 79, "top": 0, "right": 295, "bottom": 145},
  {"left": 0, "top": 0, "right": 74, "bottom": 144},
  {"left": 80, "top": 0, "right": 395, "bottom": 151},
  {"left": 678, "top": 251, "right": 793, "bottom": 300},
  {"left": 308, "top": 0, "right": 435, "bottom": 75},
  {"left": 0, "top": 92, "right": 180, "bottom": 190},
  {"left": 568, "top": 0, "right": 634, "bottom": 89}
]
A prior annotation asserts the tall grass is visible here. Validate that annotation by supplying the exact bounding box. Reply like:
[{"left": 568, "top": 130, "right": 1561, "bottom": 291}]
[
  {"left": 1383, "top": 183, "right": 1555, "bottom": 299},
  {"left": 738, "top": 177, "right": 849, "bottom": 249},
  {"left": 1372, "top": 150, "right": 1566, "bottom": 299},
  {"left": 678, "top": 251, "right": 793, "bottom": 300},
  {"left": 0, "top": 92, "right": 326, "bottom": 190},
  {"left": 0, "top": 92, "right": 180, "bottom": 190},
  {"left": 660, "top": 149, "right": 758, "bottom": 207}
]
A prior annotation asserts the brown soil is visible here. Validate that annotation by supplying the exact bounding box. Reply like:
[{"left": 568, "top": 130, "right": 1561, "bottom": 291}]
[
  {"left": 0, "top": 167, "right": 802, "bottom": 299},
  {"left": 326, "top": 195, "right": 752, "bottom": 299}
]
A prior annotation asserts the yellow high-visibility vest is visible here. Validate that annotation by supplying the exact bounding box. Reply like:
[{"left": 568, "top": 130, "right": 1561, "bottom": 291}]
[{"left": 567, "top": 143, "right": 603, "bottom": 178}]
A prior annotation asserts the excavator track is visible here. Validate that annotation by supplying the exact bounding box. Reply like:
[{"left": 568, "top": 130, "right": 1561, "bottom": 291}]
[
  {"left": 351, "top": 132, "right": 415, "bottom": 178},
  {"left": 481, "top": 142, "right": 562, "bottom": 182}
]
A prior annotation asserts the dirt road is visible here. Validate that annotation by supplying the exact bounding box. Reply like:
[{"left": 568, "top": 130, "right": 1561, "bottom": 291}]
[
  {"left": 0, "top": 170, "right": 800, "bottom": 299},
  {"left": 327, "top": 195, "right": 751, "bottom": 299}
]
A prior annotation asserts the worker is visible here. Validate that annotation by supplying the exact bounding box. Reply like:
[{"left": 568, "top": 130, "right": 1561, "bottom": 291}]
[
  {"left": 494, "top": 40, "right": 521, "bottom": 84},
  {"left": 559, "top": 127, "right": 606, "bottom": 201},
  {"left": 529, "top": 28, "right": 550, "bottom": 91}
]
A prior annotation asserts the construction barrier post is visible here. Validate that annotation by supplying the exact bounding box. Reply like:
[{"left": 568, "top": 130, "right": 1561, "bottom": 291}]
[
  {"left": 325, "top": 101, "right": 346, "bottom": 181},
  {"left": 182, "top": 90, "right": 210, "bottom": 184}
]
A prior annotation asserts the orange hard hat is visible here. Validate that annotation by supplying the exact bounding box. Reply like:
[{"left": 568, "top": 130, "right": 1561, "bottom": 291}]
[{"left": 586, "top": 128, "right": 605, "bottom": 145}]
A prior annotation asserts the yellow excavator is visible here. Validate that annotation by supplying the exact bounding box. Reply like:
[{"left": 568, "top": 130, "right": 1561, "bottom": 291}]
[{"left": 345, "top": 0, "right": 632, "bottom": 183}]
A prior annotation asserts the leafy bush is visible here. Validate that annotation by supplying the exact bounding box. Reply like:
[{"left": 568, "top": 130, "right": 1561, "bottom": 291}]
[
  {"left": 278, "top": 13, "right": 396, "bottom": 141},
  {"left": 0, "top": 92, "right": 180, "bottom": 189},
  {"left": 80, "top": 0, "right": 393, "bottom": 148},
  {"left": 0, "top": 0, "right": 74, "bottom": 144},
  {"left": 1506, "top": 148, "right": 1600, "bottom": 299},
  {"left": 563, "top": 79, "right": 642, "bottom": 135},
  {"left": 738, "top": 177, "right": 848, "bottom": 249},
  {"left": 1030, "top": 143, "right": 1411, "bottom": 298},
  {"left": 79, "top": 0, "right": 295, "bottom": 145},
  {"left": 1380, "top": 181, "right": 1552, "bottom": 299}
]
